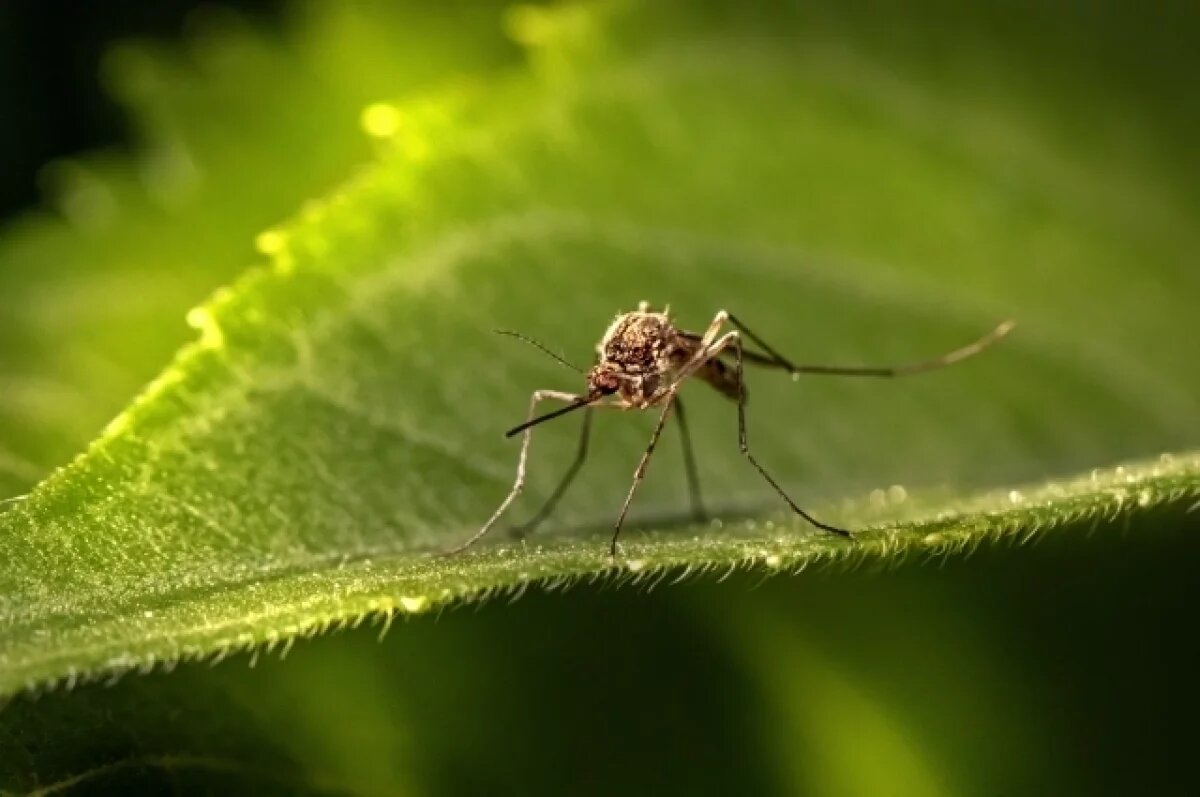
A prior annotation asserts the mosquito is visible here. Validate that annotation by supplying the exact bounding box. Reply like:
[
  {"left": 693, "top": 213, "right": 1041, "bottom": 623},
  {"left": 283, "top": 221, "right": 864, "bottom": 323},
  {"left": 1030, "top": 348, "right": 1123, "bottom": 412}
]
[{"left": 445, "top": 301, "right": 1015, "bottom": 558}]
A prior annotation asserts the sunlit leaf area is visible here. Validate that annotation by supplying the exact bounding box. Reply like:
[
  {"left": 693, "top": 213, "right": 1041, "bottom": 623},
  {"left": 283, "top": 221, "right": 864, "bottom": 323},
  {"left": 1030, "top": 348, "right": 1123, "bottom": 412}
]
[{"left": 1, "top": 1, "right": 1197, "bottom": 794}]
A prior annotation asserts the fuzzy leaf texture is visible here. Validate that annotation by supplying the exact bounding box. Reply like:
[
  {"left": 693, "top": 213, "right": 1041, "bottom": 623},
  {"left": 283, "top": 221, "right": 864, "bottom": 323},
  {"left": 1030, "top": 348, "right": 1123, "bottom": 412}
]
[{"left": 2, "top": 0, "right": 1199, "bottom": 721}]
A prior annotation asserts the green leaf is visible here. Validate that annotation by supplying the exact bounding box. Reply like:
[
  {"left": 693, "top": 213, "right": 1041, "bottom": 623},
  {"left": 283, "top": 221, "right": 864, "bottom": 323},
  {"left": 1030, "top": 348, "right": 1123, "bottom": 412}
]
[{"left": 3, "top": 0, "right": 1199, "bottom": 708}]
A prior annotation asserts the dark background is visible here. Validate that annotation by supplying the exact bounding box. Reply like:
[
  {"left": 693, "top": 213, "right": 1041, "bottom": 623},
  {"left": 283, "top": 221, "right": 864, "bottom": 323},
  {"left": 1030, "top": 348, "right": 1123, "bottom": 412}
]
[{"left": 0, "top": 0, "right": 282, "bottom": 219}]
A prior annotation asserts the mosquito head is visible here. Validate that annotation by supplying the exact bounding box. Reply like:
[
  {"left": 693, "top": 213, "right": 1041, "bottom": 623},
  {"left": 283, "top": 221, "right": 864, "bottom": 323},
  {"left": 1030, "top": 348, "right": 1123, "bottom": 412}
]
[{"left": 586, "top": 363, "right": 623, "bottom": 398}]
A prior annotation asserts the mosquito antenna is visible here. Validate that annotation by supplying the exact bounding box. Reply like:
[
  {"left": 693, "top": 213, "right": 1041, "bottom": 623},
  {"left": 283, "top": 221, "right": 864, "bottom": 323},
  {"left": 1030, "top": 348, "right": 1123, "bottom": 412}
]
[
  {"left": 494, "top": 329, "right": 585, "bottom": 374},
  {"left": 506, "top": 396, "right": 595, "bottom": 438},
  {"left": 728, "top": 316, "right": 1016, "bottom": 378}
]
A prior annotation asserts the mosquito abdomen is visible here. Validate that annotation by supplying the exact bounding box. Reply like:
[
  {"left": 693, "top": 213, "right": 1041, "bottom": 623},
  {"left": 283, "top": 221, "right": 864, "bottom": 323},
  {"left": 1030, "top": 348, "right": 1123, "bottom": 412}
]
[{"left": 699, "top": 357, "right": 744, "bottom": 401}]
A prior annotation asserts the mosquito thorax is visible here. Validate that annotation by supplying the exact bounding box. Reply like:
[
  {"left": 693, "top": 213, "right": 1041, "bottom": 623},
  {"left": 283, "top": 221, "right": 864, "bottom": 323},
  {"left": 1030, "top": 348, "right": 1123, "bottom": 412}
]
[{"left": 597, "top": 310, "right": 677, "bottom": 375}]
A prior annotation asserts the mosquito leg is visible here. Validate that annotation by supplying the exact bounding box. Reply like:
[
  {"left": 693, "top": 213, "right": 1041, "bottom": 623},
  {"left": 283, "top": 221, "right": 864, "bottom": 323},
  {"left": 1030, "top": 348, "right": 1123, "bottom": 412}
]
[
  {"left": 698, "top": 309, "right": 730, "bottom": 349},
  {"left": 443, "top": 389, "right": 581, "bottom": 555},
  {"left": 611, "top": 393, "right": 677, "bottom": 557},
  {"left": 725, "top": 332, "right": 851, "bottom": 538},
  {"left": 725, "top": 312, "right": 1016, "bottom": 378},
  {"left": 724, "top": 312, "right": 796, "bottom": 371},
  {"left": 673, "top": 396, "right": 706, "bottom": 521},
  {"left": 511, "top": 406, "right": 593, "bottom": 539}
]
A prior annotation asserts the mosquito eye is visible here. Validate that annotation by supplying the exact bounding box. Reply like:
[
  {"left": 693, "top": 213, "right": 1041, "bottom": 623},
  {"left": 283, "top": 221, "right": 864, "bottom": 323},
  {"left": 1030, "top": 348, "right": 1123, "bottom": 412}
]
[{"left": 596, "top": 372, "right": 623, "bottom": 393}]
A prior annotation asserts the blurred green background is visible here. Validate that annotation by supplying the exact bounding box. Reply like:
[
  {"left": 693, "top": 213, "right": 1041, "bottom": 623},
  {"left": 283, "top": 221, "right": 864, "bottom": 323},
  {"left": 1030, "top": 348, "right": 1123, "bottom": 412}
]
[{"left": 1, "top": 1, "right": 1198, "bottom": 795}]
